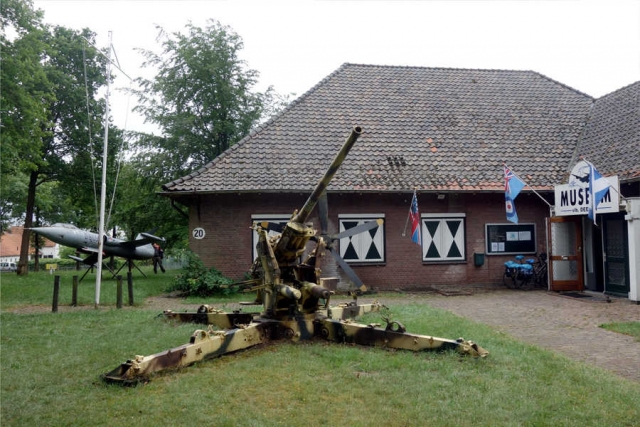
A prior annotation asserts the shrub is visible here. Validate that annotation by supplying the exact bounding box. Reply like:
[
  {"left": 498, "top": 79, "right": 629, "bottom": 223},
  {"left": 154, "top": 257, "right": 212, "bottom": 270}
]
[{"left": 168, "top": 250, "right": 235, "bottom": 297}]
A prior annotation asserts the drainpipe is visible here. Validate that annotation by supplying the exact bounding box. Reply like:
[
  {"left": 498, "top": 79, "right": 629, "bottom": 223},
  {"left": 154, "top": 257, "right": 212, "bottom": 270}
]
[{"left": 170, "top": 199, "right": 189, "bottom": 220}]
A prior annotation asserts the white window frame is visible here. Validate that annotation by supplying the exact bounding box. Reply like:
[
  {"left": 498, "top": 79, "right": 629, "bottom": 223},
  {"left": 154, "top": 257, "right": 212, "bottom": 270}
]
[
  {"left": 338, "top": 213, "right": 385, "bottom": 264},
  {"left": 421, "top": 213, "right": 466, "bottom": 262}
]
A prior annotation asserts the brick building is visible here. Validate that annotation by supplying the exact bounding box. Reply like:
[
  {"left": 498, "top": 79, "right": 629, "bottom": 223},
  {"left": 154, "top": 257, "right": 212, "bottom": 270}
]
[{"left": 161, "top": 64, "right": 640, "bottom": 299}]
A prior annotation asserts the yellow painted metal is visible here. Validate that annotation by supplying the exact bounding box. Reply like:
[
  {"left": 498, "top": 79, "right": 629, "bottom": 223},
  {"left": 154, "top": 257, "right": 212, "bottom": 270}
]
[
  {"left": 104, "top": 322, "right": 269, "bottom": 384},
  {"left": 317, "top": 318, "right": 489, "bottom": 357},
  {"left": 104, "top": 126, "right": 488, "bottom": 385}
]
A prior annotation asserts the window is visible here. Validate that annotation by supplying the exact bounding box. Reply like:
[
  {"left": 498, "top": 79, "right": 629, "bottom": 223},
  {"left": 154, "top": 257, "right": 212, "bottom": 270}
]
[
  {"left": 338, "top": 214, "right": 385, "bottom": 263},
  {"left": 250, "top": 214, "right": 291, "bottom": 261},
  {"left": 421, "top": 214, "right": 466, "bottom": 262}
]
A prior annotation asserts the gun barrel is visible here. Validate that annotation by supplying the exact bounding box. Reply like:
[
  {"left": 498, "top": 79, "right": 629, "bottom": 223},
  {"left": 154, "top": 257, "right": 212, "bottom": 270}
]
[{"left": 292, "top": 126, "right": 362, "bottom": 223}]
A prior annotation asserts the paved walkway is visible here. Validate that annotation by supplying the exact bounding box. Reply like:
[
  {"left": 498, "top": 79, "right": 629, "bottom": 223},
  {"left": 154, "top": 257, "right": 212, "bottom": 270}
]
[{"left": 421, "top": 289, "right": 639, "bottom": 382}]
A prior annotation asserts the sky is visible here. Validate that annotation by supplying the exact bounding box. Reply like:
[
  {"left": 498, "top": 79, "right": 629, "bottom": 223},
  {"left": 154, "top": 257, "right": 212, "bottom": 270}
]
[{"left": 32, "top": 0, "right": 640, "bottom": 134}]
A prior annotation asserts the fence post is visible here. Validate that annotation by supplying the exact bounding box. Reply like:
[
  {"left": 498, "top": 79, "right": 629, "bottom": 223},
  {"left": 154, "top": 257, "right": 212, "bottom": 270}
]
[
  {"left": 127, "top": 272, "right": 134, "bottom": 306},
  {"left": 116, "top": 276, "right": 123, "bottom": 309},
  {"left": 72, "top": 275, "right": 78, "bottom": 306},
  {"left": 52, "top": 275, "right": 60, "bottom": 313}
]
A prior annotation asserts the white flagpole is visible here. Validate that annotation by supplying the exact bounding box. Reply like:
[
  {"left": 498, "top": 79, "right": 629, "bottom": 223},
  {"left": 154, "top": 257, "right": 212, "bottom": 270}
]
[
  {"left": 95, "top": 31, "right": 112, "bottom": 308},
  {"left": 503, "top": 162, "right": 553, "bottom": 208}
]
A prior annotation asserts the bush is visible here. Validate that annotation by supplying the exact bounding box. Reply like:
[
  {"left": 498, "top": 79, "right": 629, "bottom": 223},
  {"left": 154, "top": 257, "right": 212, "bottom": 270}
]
[{"left": 167, "top": 250, "right": 235, "bottom": 297}]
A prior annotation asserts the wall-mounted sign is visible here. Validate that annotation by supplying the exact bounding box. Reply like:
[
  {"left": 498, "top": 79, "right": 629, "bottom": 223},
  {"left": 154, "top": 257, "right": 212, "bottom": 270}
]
[
  {"left": 485, "top": 223, "right": 536, "bottom": 255},
  {"left": 192, "top": 227, "right": 206, "bottom": 239},
  {"left": 554, "top": 160, "right": 619, "bottom": 217}
]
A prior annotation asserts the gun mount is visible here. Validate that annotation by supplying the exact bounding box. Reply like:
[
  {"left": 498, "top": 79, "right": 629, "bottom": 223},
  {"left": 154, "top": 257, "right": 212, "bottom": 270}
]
[{"left": 104, "top": 127, "right": 487, "bottom": 385}]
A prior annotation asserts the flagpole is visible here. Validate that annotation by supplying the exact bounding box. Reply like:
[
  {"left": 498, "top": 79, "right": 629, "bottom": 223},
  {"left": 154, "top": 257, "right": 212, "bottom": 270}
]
[
  {"left": 95, "top": 31, "right": 112, "bottom": 308},
  {"left": 402, "top": 213, "right": 410, "bottom": 237},
  {"left": 503, "top": 162, "right": 553, "bottom": 208}
]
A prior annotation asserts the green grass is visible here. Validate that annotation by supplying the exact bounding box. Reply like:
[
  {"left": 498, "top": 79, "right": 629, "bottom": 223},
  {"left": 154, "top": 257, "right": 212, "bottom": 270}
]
[
  {"left": 1, "top": 272, "right": 639, "bottom": 426},
  {"left": 0, "top": 268, "right": 174, "bottom": 308},
  {"left": 0, "top": 268, "right": 252, "bottom": 309},
  {"left": 600, "top": 321, "right": 640, "bottom": 341}
]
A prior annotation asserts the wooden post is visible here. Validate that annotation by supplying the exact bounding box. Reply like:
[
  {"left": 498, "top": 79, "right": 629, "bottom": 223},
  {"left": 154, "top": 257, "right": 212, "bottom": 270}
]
[
  {"left": 72, "top": 276, "right": 78, "bottom": 306},
  {"left": 127, "top": 272, "right": 134, "bottom": 306},
  {"left": 52, "top": 275, "right": 60, "bottom": 313},
  {"left": 116, "top": 275, "right": 123, "bottom": 309}
]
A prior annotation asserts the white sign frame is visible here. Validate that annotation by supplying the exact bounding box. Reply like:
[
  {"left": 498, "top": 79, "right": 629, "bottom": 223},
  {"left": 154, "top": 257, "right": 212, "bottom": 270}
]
[{"left": 554, "top": 161, "right": 619, "bottom": 217}]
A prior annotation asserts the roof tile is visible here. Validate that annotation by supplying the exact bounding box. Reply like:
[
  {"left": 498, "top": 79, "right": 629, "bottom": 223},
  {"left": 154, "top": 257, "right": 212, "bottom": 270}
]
[{"left": 162, "top": 64, "right": 636, "bottom": 194}]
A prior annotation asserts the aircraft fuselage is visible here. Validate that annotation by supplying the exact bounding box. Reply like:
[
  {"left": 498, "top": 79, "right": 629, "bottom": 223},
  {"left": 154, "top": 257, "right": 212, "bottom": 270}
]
[{"left": 31, "top": 224, "right": 158, "bottom": 261}]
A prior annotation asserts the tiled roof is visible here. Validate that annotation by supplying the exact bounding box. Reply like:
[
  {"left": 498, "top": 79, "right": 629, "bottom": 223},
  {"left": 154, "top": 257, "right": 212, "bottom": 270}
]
[
  {"left": 0, "top": 226, "right": 55, "bottom": 257},
  {"left": 0, "top": 229, "right": 23, "bottom": 257},
  {"left": 163, "top": 64, "right": 598, "bottom": 194},
  {"left": 574, "top": 81, "right": 640, "bottom": 181}
]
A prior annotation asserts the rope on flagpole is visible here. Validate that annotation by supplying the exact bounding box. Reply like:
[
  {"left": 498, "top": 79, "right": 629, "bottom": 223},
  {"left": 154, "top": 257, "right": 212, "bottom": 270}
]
[{"left": 503, "top": 162, "right": 553, "bottom": 208}]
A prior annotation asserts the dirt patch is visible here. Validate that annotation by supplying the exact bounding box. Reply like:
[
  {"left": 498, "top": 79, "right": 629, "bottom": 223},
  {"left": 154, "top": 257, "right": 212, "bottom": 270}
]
[{"left": 4, "top": 303, "right": 98, "bottom": 315}]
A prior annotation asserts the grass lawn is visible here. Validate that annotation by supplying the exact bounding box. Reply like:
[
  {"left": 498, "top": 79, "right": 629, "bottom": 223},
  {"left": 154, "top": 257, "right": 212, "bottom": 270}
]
[
  {"left": 600, "top": 321, "right": 640, "bottom": 341},
  {"left": 0, "top": 268, "right": 178, "bottom": 309},
  {"left": 2, "top": 271, "right": 639, "bottom": 426}
]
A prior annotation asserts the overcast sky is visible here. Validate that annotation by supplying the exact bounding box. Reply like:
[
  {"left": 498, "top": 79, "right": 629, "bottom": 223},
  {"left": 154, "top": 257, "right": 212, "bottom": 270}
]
[{"left": 32, "top": 0, "right": 640, "bottom": 133}]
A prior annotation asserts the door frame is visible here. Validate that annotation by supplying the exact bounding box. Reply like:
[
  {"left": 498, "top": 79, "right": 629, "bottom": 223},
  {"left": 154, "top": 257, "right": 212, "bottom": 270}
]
[
  {"left": 602, "top": 213, "right": 630, "bottom": 296},
  {"left": 548, "top": 216, "right": 583, "bottom": 291}
]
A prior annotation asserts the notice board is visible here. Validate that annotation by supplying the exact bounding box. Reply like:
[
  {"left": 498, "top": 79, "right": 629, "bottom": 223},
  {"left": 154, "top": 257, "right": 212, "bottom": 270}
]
[{"left": 485, "top": 223, "right": 536, "bottom": 255}]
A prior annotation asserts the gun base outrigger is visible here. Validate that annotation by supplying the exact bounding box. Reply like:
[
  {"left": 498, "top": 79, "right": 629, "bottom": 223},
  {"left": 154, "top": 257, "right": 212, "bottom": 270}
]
[{"left": 104, "top": 126, "right": 487, "bottom": 385}]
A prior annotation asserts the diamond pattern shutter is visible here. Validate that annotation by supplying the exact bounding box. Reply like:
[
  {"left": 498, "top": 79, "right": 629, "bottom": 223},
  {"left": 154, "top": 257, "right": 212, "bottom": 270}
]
[
  {"left": 422, "top": 216, "right": 465, "bottom": 261},
  {"left": 339, "top": 216, "right": 385, "bottom": 263}
]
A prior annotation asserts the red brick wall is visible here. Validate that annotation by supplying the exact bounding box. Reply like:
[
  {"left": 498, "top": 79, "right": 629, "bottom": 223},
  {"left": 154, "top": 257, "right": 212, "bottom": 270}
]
[{"left": 187, "top": 191, "right": 550, "bottom": 290}]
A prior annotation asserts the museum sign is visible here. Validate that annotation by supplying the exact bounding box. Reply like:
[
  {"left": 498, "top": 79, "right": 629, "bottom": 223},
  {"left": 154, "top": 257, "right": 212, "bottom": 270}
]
[{"left": 554, "top": 160, "right": 619, "bottom": 217}]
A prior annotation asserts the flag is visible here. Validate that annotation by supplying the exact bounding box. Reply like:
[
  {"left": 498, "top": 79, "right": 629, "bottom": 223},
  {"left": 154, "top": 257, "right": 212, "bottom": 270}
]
[
  {"left": 588, "top": 162, "right": 611, "bottom": 224},
  {"left": 504, "top": 166, "right": 526, "bottom": 224},
  {"left": 409, "top": 191, "right": 421, "bottom": 245}
]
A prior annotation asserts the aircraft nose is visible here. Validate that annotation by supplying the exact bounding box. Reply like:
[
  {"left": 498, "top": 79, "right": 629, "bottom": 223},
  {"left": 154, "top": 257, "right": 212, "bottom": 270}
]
[{"left": 29, "top": 227, "right": 61, "bottom": 240}]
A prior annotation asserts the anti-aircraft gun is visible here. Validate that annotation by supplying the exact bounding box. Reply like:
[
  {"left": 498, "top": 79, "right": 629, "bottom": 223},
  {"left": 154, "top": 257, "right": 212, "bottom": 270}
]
[
  {"left": 248, "top": 125, "right": 374, "bottom": 318},
  {"left": 104, "top": 126, "right": 487, "bottom": 385}
]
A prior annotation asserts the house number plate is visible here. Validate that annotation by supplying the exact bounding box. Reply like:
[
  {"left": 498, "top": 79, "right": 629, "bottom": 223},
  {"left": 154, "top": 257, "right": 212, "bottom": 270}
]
[{"left": 192, "top": 227, "right": 206, "bottom": 239}]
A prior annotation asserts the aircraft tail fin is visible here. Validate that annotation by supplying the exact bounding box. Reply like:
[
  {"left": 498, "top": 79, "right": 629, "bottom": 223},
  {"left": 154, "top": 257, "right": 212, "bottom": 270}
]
[{"left": 122, "top": 232, "right": 166, "bottom": 247}]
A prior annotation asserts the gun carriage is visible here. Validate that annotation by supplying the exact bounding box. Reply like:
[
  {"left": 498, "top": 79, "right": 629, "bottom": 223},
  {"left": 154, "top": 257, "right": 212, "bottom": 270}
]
[{"left": 104, "top": 126, "right": 487, "bottom": 384}]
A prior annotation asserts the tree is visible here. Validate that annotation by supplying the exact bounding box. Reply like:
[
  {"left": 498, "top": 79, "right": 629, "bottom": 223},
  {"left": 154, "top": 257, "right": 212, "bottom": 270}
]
[
  {"left": 1, "top": 0, "right": 50, "bottom": 233},
  {"left": 129, "top": 19, "right": 270, "bottom": 179},
  {"left": 109, "top": 162, "right": 188, "bottom": 249},
  {"left": 1, "top": 1, "right": 110, "bottom": 274},
  {"left": 116, "top": 19, "right": 287, "bottom": 250}
]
